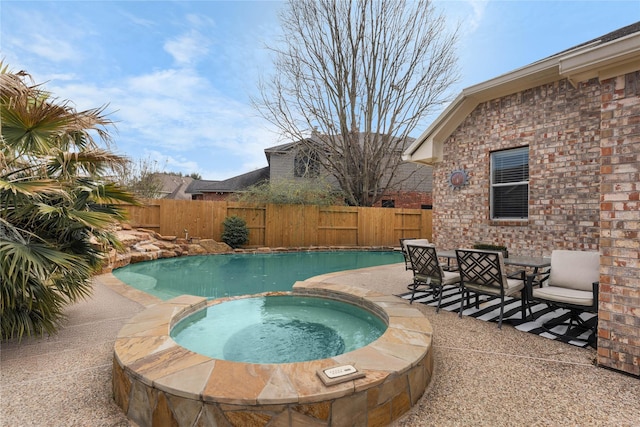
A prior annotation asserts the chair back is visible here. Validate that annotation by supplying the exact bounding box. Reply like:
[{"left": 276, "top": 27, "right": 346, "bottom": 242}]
[
  {"left": 455, "top": 249, "right": 507, "bottom": 290},
  {"left": 401, "top": 238, "right": 430, "bottom": 251},
  {"left": 549, "top": 250, "right": 600, "bottom": 291},
  {"left": 407, "top": 244, "right": 442, "bottom": 283}
]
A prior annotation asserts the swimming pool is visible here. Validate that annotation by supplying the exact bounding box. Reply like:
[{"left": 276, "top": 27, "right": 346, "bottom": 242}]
[{"left": 113, "top": 250, "right": 403, "bottom": 300}]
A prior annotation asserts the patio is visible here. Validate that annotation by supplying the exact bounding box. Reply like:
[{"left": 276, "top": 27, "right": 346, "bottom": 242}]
[{"left": 1, "top": 262, "right": 638, "bottom": 426}]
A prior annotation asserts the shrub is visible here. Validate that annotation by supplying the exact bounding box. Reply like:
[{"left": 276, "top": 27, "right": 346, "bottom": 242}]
[
  {"left": 234, "top": 178, "right": 345, "bottom": 206},
  {"left": 221, "top": 216, "right": 249, "bottom": 248}
]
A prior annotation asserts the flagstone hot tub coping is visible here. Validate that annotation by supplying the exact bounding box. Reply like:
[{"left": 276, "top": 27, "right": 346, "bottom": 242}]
[{"left": 113, "top": 281, "right": 434, "bottom": 426}]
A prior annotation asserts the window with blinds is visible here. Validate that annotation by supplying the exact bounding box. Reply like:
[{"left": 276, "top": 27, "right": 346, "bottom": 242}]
[{"left": 490, "top": 146, "right": 529, "bottom": 219}]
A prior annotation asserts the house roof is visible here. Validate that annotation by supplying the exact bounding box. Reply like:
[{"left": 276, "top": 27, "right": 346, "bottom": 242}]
[
  {"left": 185, "top": 167, "right": 270, "bottom": 194},
  {"left": 153, "top": 174, "right": 194, "bottom": 200},
  {"left": 264, "top": 133, "right": 416, "bottom": 161},
  {"left": 403, "top": 21, "right": 640, "bottom": 165}
]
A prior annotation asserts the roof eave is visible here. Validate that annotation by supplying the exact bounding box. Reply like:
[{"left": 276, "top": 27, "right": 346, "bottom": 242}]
[
  {"left": 403, "top": 59, "right": 559, "bottom": 164},
  {"left": 560, "top": 32, "right": 640, "bottom": 85},
  {"left": 403, "top": 30, "right": 640, "bottom": 165}
]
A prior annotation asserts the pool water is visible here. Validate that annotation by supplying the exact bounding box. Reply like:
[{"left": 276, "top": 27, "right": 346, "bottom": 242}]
[
  {"left": 113, "top": 251, "right": 402, "bottom": 300},
  {"left": 170, "top": 296, "right": 387, "bottom": 363}
]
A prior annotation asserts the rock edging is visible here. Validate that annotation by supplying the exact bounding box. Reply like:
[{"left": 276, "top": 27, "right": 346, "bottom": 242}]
[{"left": 102, "top": 226, "right": 233, "bottom": 272}]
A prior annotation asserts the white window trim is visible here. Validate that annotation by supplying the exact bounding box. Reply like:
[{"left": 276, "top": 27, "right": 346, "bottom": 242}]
[{"left": 490, "top": 146, "right": 529, "bottom": 221}]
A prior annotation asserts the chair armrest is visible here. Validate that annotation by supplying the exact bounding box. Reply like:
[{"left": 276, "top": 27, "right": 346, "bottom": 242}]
[
  {"left": 507, "top": 269, "right": 525, "bottom": 280},
  {"left": 526, "top": 270, "right": 550, "bottom": 287},
  {"left": 525, "top": 271, "right": 547, "bottom": 300}
]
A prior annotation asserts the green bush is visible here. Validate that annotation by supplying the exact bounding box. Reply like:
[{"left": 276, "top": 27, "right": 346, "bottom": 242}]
[
  {"left": 221, "top": 216, "right": 249, "bottom": 248},
  {"left": 234, "top": 178, "right": 345, "bottom": 206}
]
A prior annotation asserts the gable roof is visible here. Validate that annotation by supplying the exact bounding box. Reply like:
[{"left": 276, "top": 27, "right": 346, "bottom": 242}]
[
  {"left": 185, "top": 167, "right": 270, "bottom": 194},
  {"left": 403, "top": 21, "right": 640, "bottom": 165},
  {"left": 152, "top": 174, "right": 194, "bottom": 200},
  {"left": 265, "top": 132, "right": 416, "bottom": 159}
]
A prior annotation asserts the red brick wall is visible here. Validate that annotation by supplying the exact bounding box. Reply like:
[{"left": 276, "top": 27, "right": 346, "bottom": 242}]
[
  {"left": 598, "top": 72, "right": 640, "bottom": 377},
  {"left": 372, "top": 191, "right": 433, "bottom": 209},
  {"left": 433, "top": 78, "right": 601, "bottom": 256},
  {"left": 433, "top": 74, "right": 639, "bottom": 377}
]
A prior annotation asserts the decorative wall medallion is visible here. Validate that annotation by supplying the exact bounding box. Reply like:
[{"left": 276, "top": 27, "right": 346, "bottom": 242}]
[{"left": 448, "top": 169, "right": 469, "bottom": 189}]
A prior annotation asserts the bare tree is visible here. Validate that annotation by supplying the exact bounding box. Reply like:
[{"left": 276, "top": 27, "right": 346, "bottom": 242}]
[
  {"left": 254, "top": 0, "right": 459, "bottom": 206},
  {"left": 114, "top": 156, "right": 166, "bottom": 199}
]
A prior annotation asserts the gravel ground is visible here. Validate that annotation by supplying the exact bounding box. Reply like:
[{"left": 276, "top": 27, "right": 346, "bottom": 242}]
[{"left": 1, "top": 262, "right": 638, "bottom": 427}]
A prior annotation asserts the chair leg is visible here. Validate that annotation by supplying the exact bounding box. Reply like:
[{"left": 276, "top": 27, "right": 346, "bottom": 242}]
[
  {"left": 459, "top": 289, "right": 465, "bottom": 318},
  {"left": 520, "top": 294, "right": 527, "bottom": 321},
  {"left": 409, "top": 280, "right": 418, "bottom": 304},
  {"left": 541, "top": 309, "right": 597, "bottom": 347},
  {"left": 435, "top": 284, "right": 444, "bottom": 313},
  {"left": 497, "top": 295, "right": 504, "bottom": 329}
]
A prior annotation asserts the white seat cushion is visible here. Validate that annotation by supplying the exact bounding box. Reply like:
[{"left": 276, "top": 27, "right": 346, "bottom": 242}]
[
  {"left": 403, "top": 239, "right": 430, "bottom": 248},
  {"left": 532, "top": 286, "right": 593, "bottom": 306},
  {"left": 465, "top": 279, "right": 523, "bottom": 297},
  {"left": 442, "top": 270, "right": 460, "bottom": 286},
  {"left": 550, "top": 250, "right": 599, "bottom": 291}
]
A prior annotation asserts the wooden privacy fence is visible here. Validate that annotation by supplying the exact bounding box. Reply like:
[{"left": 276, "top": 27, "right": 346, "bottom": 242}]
[{"left": 123, "top": 199, "right": 432, "bottom": 248}]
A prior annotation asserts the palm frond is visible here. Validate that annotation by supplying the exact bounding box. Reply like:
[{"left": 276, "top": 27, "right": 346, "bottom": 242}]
[{"left": 1, "top": 63, "right": 128, "bottom": 341}]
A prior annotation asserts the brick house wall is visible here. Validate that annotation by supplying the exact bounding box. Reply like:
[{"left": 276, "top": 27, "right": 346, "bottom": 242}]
[
  {"left": 433, "top": 78, "right": 601, "bottom": 255},
  {"left": 432, "top": 73, "right": 639, "bottom": 376},
  {"left": 598, "top": 72, "right": 640, "bottom": 376},
  {"left": 372, "top": 191, "right": 433, "bottom": 209}
]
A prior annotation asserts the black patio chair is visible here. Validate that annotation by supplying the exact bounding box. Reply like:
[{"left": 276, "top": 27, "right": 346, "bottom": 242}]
[
  {"left": 455, "top": 249, "right": 526, "bottom": 328},
  {"left": 399, "top": 238, "right": 429, "bottom": 271},
  {"left": 406, "top": 244, "right": 460, "bottom": 309}
]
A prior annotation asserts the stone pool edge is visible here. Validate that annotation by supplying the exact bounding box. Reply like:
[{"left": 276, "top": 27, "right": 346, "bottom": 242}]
[{"left": 112, "top": 281, "right": 434, "bottom": 426}]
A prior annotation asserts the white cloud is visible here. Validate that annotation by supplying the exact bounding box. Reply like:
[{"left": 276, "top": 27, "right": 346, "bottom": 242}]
[
  {"left": 22, "top": 34, "right": 78, "bottom": 63},
  {"left": 164, "top": 31, "right": 211, "bottom": 67},
  {"left": 46, "top": 63, "right": 280, "bottom": 179},
  {"left": 163, "top": 13, "right": 217, "bottom": 67},
  {"left": 466, "top": 0, "right": 489, "bottom": 34},
  {"left": 436, "top": 0, "right": 489, "bottom": 36},
  {"left": 118, "top": 10, "right": 156, "bottom": 29}
]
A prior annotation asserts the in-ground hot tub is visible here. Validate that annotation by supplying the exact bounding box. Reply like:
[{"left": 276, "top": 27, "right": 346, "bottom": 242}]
[
  {"left": 171, "top": 294, "right": 388, "bottom": 364},
  {"left": 113, "top": 281, "right": 434, "bottom": 426}
]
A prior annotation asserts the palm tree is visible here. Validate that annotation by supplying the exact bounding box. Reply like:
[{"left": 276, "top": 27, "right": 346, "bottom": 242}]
[{"left": 0, "top": 63, "right": 136, "bottom": 341}]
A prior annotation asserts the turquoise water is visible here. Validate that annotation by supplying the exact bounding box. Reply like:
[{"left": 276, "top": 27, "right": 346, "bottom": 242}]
[
  {"left": 113, "top": 251, "right": 402, "bottom": 300},
  {"left": 171, "top": 296, "right": 387, "bottom": 363}
]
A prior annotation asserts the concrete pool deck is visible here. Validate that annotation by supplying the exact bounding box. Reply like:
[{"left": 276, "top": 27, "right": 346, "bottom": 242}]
[{"left": 2, "top": 262, "right": 639, "bottom": 426}]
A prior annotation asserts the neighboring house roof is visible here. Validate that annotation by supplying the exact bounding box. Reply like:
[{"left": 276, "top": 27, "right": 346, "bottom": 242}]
[
  {"left": 154, "top": 174, "right": 193, "bottom": 200},
  {"left": 265, "top": 133, "right": 416, "bottom": 158},
  {"left": 263, "top": 140, "right": 306, "bottom": 165},
  {"left": 185, "top": 167, "right": 270, "bottom": 194},
  {"left": 403, "top": 21, "right": 640, "bottom": 165},
  {"left": 188, "top": 132, "right": 422, "bottom": 195}
]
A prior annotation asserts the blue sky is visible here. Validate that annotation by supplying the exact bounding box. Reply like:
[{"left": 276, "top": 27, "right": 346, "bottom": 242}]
[{"left": 1, "top": 1, "right": 638, "bottom": 180}]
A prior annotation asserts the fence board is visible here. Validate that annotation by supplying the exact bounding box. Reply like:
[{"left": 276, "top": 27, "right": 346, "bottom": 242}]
[
  {"left": 318, "top": 207, "right": 358, "bottom": 246},
  {"left": 227, "top": 203, "right": 266, "bottom": 246},
  {"left": 265, "top": 204, "right": 319, "bottom": 247},
  {"left": 124, "top": 202, "right": 160, "bottom": 232},
  {"left": 122, "top": 200, "right": 431, "bottom": 247}
]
